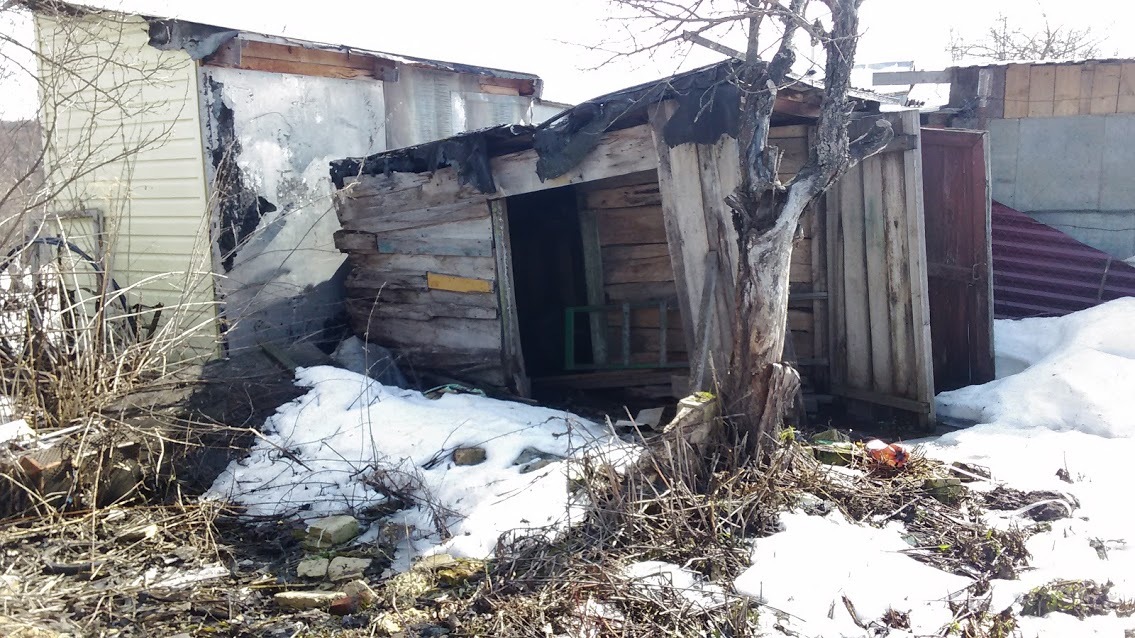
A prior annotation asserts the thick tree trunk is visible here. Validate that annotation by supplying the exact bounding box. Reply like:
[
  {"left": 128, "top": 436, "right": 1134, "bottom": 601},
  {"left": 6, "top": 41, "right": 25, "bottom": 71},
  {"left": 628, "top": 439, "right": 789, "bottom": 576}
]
[
  {"left": 718, "top": 0, "right": 893, "bottom": 456},
  {"left": 724, "top": 187, "right": 812, "bottom": 451}
]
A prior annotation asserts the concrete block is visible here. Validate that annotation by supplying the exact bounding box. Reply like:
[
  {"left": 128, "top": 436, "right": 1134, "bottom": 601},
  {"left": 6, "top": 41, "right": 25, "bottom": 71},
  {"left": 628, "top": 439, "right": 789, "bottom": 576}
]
[
  {"left": 296, "top": 557, "right": 329, "bottom": 579},
  {"left": 1014, "top": 116, "right": 1106, "bottom": 211},
  {"left": 305, "top": 515, "right": 360, "bottom": 549},
  {"left": 988, "top": 119, "right": 1020, "bottom": 206},
  {"left": 1100, "top": 115, "right": 1135, "bottom": 211},
  {"left": 274, "top": 590, "right": 344, "bottom": 610},
  {"left": 1028, "top": 210, "right": 1135, "bottom": 259},
  {"left": 327, "top": 556, "right": 372, "bottom": 581}
]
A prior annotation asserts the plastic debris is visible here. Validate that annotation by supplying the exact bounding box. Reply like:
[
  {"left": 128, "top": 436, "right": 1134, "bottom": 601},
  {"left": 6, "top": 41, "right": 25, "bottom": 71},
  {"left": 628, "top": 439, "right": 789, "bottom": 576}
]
[{"left": 864, "top": 439, "right": 910, "bottom": 469}]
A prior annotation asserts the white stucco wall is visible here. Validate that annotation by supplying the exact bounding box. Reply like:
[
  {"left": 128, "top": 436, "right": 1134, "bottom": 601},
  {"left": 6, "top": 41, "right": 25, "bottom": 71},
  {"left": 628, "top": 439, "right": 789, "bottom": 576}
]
[{"left": 200, "top": 67, "right": 386, "bottom": 352}]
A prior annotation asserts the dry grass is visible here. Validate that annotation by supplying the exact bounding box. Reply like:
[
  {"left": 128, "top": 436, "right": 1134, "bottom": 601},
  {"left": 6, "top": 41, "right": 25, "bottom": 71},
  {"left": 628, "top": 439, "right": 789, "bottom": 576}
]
[{"left": 0, "top": 502, "right": 228, "bottom": 635}]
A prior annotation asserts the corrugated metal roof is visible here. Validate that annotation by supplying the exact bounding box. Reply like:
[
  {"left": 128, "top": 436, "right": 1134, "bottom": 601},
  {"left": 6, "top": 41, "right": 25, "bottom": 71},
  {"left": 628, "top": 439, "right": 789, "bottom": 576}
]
[{"left": 992, "top": 201, "right": 1135, "bottom": 318}]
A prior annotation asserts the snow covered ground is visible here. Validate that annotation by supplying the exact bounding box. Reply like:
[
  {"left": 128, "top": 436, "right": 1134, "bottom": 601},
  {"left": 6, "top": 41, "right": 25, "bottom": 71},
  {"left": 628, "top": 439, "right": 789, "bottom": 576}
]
[
  {"left": 735, "top": 298, "right": 1135, "bottom": 637},
  {"left": 209, "top": 298, "right": 1135, "bottom": 636},
  {"left": 207, "top": 366, "right": 632, "bottom": 566}
]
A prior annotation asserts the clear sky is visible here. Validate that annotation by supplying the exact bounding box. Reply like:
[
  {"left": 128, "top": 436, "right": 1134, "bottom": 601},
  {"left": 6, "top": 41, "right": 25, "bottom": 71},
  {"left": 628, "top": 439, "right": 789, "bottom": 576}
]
[{"left": 2, "top": 0, "right": 1134, "bottom": 120}]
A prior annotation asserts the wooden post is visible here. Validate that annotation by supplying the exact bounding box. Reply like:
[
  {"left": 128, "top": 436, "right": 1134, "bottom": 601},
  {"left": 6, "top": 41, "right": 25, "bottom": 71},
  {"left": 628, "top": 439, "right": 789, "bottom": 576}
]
[{"left": 490, "top": 199, "right": 529, "bottom": 396}]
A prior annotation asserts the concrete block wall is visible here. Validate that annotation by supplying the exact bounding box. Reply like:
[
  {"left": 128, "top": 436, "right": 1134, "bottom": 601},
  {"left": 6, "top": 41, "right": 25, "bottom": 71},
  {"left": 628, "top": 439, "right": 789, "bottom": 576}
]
[{"left": 989, "top": 115, "right": 1135, "bottom": 260}]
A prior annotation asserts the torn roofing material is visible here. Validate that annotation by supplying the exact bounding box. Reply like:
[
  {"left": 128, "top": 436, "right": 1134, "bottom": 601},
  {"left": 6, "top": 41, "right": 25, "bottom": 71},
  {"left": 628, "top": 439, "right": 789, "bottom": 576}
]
[
  {"left": 17, "top": 0, "right": 543, "bottom": 94},
  {"left": 330, "top": 60, "right": 886, "bottom": 195},
  {"left": 330, "top": 124, "right": 536, "bottom": 194}
]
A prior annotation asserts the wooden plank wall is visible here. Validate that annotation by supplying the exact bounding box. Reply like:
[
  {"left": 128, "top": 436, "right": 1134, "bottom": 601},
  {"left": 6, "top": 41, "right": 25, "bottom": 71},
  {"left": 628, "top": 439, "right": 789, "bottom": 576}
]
[
  {"left": 332, "top": 124, "right": 660, "bottom": 390},
  {"left": 649, "top": 100, "right": 826, "bottom": 392},
  {"left": 334, "top": 178, "right": 506, "bottom": 387},
  {"left": 1003, "top": 61, "right": 1135, "bottom": 118},
  {"left": 825, "top": 111, "right": 935, "bottom": 421},
  {"left": 579, "top": 176, "right": 687, "bottom": 365}
]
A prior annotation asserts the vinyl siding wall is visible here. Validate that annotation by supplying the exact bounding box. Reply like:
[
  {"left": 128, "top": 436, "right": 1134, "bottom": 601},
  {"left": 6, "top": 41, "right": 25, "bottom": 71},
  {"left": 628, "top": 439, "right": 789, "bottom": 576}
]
[{"left": 35, "top": 11, "right": 216, "bottom": 357}]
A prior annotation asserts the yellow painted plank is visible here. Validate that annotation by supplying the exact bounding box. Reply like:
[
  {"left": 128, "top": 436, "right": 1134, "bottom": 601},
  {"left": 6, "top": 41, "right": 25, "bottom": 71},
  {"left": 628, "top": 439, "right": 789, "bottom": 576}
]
[
  {"left": 1090, "top": 63, "right": 1121, "bottom": 114},
  {"left": 1119, "top": 63, "right": 1135, "bottom": 113},
  {"left": 1003, "top": 64, "right": 1031, "bottom": 118},
  {"left": 1053, "top": 66, "right": 1082, "bottom": 116},
  {"left": 427, "top": 272, "right": 494, "bottom": 293},
  {"left": 1028, "top": 66, "right": 1056, "bottom": 117}
]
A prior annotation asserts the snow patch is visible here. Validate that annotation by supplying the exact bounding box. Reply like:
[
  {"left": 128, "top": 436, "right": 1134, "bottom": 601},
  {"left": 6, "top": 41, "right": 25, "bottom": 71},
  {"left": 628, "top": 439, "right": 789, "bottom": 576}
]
[
  {"left": 734, "top": 511, "right": 970, "bottom": 636},
  {"left": 208, "top": 366, "right": 631, "bottom": 565},
  {"left": 926, "top": 298, "right": 1135, "bottom": 635}
]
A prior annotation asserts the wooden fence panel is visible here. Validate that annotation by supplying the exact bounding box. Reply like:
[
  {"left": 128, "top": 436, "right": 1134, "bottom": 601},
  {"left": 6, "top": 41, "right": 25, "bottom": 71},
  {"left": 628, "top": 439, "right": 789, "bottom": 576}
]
[{"left": 826, "top": 111, "right": 935, "bottom": 422}]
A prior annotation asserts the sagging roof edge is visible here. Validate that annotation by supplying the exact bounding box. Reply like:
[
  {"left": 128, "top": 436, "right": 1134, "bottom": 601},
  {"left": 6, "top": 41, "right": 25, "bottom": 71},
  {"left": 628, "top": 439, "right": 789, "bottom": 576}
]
[
  {"left": 15, "top": 0, "right": 544, "bottom": 94},
  {"left": 330, "top": 60, "right": 889, "bottom": 194}
]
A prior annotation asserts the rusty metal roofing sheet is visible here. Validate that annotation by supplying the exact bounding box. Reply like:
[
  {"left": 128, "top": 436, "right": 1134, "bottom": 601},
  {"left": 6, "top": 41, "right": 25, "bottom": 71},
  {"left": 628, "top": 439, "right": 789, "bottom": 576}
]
[{"left": 991, "top": 202, "right": 1135, "bottom": 318}]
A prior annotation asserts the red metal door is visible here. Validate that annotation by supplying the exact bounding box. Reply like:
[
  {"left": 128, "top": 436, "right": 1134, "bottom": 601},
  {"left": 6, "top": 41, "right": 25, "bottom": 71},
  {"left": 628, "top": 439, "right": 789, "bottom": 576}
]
[{"left": 920, "top": 128, "right": 995, "bottom": 392}]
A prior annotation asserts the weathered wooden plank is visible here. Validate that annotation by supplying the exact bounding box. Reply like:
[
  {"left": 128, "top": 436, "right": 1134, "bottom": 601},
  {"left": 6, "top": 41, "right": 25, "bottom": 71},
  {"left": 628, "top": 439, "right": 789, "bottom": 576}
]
[
  {"left": 1078, "top": 63, "right": 1096, "bottom": 114},
  {"left": 494, "top": 124, "right": 659, "bottom": 196},
  {"left": 374, "top": 238, "right": 494, "bottom": 258},
  {"left": 490, "top": 199, "right": 528, "bottom": 395},
  {"left": 345, "top": 299, "right": 498, "bottom": 321},
  {"left": 662, "top": 144, "right": 711, "bottom": 344},
  {"left": 427, "top": 272, "right": 494, "bottom": 293},
  {"left": 239, "top": 40, "right": 380, "bottom": 71},
  {"left": 605, "top": 281, "right": 678, "bottom": 301},
  {"left": 338, "top": 171, "right": 489, "bottom": 215},
  {"left": 825, "top": 189, "right": 847, "bottom": 389},
  {"left": 1053, "top": 65, "right": 1083, "bottom": 116},
  {"left": 584, "top": 183, "right": 662, "bottom": 209},
  {"left": 578, "top": 204, "right": 608, "bottom": 365},
  {"left": 839, "top": 162, "right": 871, "bottom": 390},
  {"left": 352, "top": 253, "right": 496, "bottom": 281},
  {"left": 709, "top": 136, "right": 742, "bottom": 286},
  {"left": 790, "top": 237, "right": 813, "bottom": 284},
  {"left": 861, "top": 155, "right": 895, "bottom": 394},
  {"left": 602, "top": 243, "right": 670, "bottom": 262},
  {"left": 350, "top": 287, "right": 498, "bottom": 309},
  {"left": 1090, "top": 63, "right": 1121, "bottom": 114},
  {"left": 392, "top": 347, "right": 509, "bottom": 388},
  {"left": 1119, "top": 62, "right": 1135, "bottom": 113},
  {"left": 811, "top": 199, "right": 830, "bottom": 390},
  {"left": 338, "top": 199, "right": 488, "bottom": 233},
  {"left": 334, "top": 230, "right": 376, "bottom": 252},
  {"left": 210, "top": 51, "right": 376, "bottom": 81},
  {"left": 369, "top": 216, "right": 493, "bottom": 244},
  {"left": 881, "top": 153, "right": 914, "bottom": 398},
  {"left": 648, "top": 102, "right": 698, "bottom": 368},
  {"left": 604, "top": 307, "right": 683, "bottom": 329},
  {"left": 595, "top": 206, "right": 668, "bottom": 245},
  {"left": 697, "top": 141, "right": 738, "bottom": 360},
  {"left": 1003, "top": 64, "right": 1030, "bottom": 118},
  {"left": 1027, "top": 65, "right": 1056, "bottom": 117},
  {"left": 772, "top": 134, "right": 809, "bottom": 179},
  {"left": 358, "top": 316, "right": 502, "bottom": 351},
  {"left": 346, "top": 269, "right": 427, "bottom": 291},
  {"left": 604, "top": 254, "right": 675, "bottom": 284},
  {"left": 901, "top": 113, "right": 936, "bottom": 421},
  {"left": 832, "top": 385, "right": 930, "bottom": 414}
]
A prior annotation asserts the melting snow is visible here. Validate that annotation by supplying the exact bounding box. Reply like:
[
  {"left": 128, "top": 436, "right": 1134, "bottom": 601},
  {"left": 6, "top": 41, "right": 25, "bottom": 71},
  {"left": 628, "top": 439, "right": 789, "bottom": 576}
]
[
  {"left": 207, "top": 366, "right": 630, "bottom": 566},
  {"left": 210, "top": 298, "right": 1135, "bottom": 635}
]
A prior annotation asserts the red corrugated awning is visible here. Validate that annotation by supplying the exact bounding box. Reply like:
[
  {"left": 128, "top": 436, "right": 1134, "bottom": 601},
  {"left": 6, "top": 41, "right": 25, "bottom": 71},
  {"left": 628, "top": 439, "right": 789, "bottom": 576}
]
[{"left": 992, "top": 202, "right": 1135, "bottom": 318}]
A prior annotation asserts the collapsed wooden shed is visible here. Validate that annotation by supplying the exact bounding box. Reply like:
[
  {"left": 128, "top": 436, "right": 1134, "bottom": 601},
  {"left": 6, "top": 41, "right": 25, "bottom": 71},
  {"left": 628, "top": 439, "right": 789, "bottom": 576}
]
[{"left": 330, "top": 62, "right": 994, "bottom": 425}]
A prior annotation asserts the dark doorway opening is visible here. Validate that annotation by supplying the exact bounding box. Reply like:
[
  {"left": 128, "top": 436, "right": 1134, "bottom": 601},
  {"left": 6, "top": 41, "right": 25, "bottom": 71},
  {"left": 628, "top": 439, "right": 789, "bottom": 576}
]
[{"left": 506, "top": 186, "right": 591, "bottom": 379}]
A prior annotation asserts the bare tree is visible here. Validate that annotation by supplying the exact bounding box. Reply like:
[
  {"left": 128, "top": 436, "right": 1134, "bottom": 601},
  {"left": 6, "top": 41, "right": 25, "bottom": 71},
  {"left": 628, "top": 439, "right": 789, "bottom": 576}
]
[
  {"left": 949, "top": 13, "right": 1105, "bottom": 63},
  {"left": 609, "top": 0, "right": 892, "bottom": 452}
]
